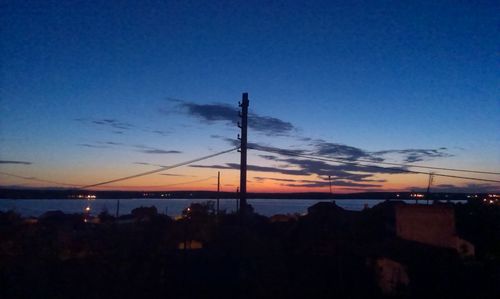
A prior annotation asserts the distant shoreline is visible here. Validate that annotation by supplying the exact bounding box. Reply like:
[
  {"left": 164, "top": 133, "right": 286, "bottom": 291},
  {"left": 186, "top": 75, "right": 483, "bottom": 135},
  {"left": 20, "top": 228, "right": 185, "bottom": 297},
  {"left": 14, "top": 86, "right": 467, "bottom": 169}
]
[{"left": 0, "top": 188, "right": 480, "bottom": 201}]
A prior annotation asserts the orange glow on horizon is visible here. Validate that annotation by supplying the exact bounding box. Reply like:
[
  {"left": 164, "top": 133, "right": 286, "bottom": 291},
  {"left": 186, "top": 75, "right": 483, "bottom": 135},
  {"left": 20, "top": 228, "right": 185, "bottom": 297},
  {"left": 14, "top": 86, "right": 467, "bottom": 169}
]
[{"left": 2, "top": 166, "right": 498, "bottom": 193}]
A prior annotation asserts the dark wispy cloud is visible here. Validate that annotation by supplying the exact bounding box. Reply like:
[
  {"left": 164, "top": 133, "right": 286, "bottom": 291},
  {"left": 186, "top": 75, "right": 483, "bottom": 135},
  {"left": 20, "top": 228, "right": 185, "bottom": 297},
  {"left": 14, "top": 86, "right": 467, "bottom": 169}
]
[
  {"left": 141, "top": 149, "right": 182, "bottom": 154},
  {"left": 0, "top": 160, "right": 32, "bottom": 165},
  {"left": 307, "top": 140, "right": 452, "bottom": 163},
  {"left": 151, "top": 130, "right": 170, "bottom": 137},
  {"left": 134, "top": 162, "right": 167, "bottom": 167},
  {"left": 190, "top": 163, "right": 306, "bottom": 176},
  {"left": 93, "top": 119, "right": 133, "bottom": 130},
  {"left": 253, "top": 176, "right": 382, "bottom": 188},
  {"left": 75, "top": 118, "right": 170, "bottom": 137},
  {"left": 98, "top": 141, "right": 123, "bottom": 146},
  {"left": 212, "top": 137, "right": 455, "bottom": 189},
  {"left": 160, "top": 173, "right": 192, "bottom": 177},
  {"left": 282, "top": 180, "right": 382, "bottom": 188},
  {"left": 373, "top": 148, "right": 452, "bottom": 163},
  {"left": 311, "top": 140, "right": 382, "bottom": 162},
  {"left": 203, "top": 140, "right": 440, "bottom": 189},
  {"left": 191, "top": 157, "right": 397, "bottom": 184},
  {"left": 280, "top": 157, "right": 406, "bottom": 177},
  {"left": 133, "top": 145, "right": 182, "bottom": 154},
  {"left": 77, "top": 143, "right": 109, "bottom": 149},
  {"left": 74, "top": 118, "right": 135, "bottom": 130},
  {"left": 77, "top": 142, "right": 182, "bottom": 154},
  {"left": 225, "top": 136, "right": 452, "bottom": 165},
  {"left": 168, "top": 100, "right": 295, "bottom": 136},
  {"left": 253, "top": 176, "right": 302, "bottom": 183}
]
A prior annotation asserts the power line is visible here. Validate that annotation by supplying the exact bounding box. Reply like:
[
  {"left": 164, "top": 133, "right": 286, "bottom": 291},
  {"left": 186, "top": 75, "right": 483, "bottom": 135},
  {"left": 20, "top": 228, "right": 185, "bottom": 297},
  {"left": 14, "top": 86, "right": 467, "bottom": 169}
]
[
  {"left": 0, "top": 171, "right": 82, "bottom": 187},
  {"left": 79, "top": 147, "right": 238, "bottom": 189},
  {"left": 159, "top": 176, "right": 217, "bottom": 188},
  {"left": 249, "top": 146, "right": 500, "bottom": 184}
]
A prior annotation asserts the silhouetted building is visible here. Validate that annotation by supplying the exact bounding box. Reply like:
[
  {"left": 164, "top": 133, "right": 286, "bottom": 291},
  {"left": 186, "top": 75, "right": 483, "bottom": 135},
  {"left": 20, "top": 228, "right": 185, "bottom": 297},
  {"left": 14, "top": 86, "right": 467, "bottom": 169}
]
[{"left": 394, "top": 204, "right": 474, "bottom": 256}]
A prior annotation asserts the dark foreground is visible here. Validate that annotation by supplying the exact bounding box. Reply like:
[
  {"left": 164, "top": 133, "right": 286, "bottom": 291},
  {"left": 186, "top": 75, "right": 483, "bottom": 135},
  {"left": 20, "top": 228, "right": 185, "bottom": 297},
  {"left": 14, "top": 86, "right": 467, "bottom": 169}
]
[{"left": 1, "top": 200, "right": 499, "bottom": 299}]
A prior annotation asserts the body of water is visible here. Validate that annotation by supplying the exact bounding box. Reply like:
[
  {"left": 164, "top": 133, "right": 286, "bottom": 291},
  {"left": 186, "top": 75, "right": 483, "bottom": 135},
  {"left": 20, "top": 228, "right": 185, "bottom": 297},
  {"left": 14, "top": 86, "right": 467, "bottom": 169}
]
[
  {"left": 0, "top": 198, "right": 393, "bottom": 217},
  {"left": 0, "top": 198, "right": 454, "bottom": 218}
]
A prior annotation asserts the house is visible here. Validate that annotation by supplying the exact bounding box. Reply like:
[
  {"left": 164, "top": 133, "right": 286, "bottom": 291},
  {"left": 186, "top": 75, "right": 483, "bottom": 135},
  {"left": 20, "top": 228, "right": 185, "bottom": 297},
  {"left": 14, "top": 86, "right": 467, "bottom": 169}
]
[{"left": 394, "top": 204, "right": 474, "bottom": 257}]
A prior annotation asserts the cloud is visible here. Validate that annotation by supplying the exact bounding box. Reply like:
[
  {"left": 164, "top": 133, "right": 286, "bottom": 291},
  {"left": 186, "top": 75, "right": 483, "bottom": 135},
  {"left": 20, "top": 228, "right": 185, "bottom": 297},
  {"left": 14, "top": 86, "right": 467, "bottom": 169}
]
[
  {"left": 87, "top": 118, "right": 135, "bottom": 130},
  {"left": 134, "top": 162, "right": 167, "bottom": 167},
  {"left": 248, "top": 115, "right": 294, "bottom": 135},
  {"left": 282, "top": 180, "right": 382, "bottom": 188},
  {"left": 134, "top": 145, "right": 182, "bottom": 154},
  {"left": 280, "top": 157, "right": 406, "bottom": 177},
  {"left": 254, "top": 176, "right": 382, "bottom": 188},
  {"left": 140, "top": 149, "right": 182, "bottom": 154},
  {"left": 170, "top": 101, "right": 295, "bottom": 136},
  {"left": 373, "top": 148, "right": 452, "bottom": 163},
  {"left": 77, "top": 143, "right": 109, "bottom": 148},
  {"left": 190, "top": 140, "right": 415, "bottom": 190},
  {"left": 77, "top": 142, "right": 182, "bottom": 155},
  {"left": 190, "top": 163, "right": 307, "bottom": 176},
  {"left": 75, "top": 118, "right": 170, "bottom": 137},
  {"left": 216, "top": 139, "right": 457, "bottom": 190},
  {"left": 253, "top": 176, "right": 299, "bottom": 183},
  {"left": 252, "top": 176, "right": 384, "bottom": 188},
  {"left": 160, "top": 173, "right": 192, "bottom": 177},
  {"left": 151, "top": 130, "right": 170, "bottom": 136},
  {"left": 309, "top": 140, "right": 452, "bottom": 164},
  {"left": 312, "top": 140, "right": 381, "bottom": 161},
  {"left": 210, "top": 140, "right": 425, "bottom": 189},
  {"left": 78, "top": 141, "right": 125, "bottom": 150},
  {"left": 98, "top": 141, "right": 123, "bottom": 146},
  {"left": 191, "top": 157, "right": 397, "bottom": 183},
  {"left": 0, "top": 160, "right": 32, "bottom": 165}
]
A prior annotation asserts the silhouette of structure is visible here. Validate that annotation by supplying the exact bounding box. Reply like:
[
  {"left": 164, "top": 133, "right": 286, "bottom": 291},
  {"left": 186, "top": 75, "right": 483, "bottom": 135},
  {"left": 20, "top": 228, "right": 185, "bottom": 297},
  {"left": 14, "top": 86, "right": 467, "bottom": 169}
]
[{"left": 238, "top": 92, "right": 249, "bottom": 214}]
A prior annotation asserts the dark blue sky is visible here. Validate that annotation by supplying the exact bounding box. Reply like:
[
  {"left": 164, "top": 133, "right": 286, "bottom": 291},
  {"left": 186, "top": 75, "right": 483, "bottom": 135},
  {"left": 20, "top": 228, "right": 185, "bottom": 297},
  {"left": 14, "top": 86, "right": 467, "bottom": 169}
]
[{"left": 1, "top": 1, "right": 498, "bottom": 191}]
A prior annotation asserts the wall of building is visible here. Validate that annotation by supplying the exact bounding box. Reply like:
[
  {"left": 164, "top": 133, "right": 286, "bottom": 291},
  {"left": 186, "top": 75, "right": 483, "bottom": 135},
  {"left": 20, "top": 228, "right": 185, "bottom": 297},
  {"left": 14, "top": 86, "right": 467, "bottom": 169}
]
[{"left": 395, "top": 205, "right": 456, "bottom": 249}]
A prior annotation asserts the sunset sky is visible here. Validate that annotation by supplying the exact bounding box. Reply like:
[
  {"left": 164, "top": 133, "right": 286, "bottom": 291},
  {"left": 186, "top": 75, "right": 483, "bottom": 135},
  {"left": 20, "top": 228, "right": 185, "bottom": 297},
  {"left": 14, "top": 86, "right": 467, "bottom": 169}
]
[{"left": 1, "top": 1, "right": 499, "bottom": 193}]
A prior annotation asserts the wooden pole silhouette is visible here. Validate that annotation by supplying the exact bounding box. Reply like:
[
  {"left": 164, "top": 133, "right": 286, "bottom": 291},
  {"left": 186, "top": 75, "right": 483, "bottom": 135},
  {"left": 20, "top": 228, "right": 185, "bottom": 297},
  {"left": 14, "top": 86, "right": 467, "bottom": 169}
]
[
  {"left": 239, "top": 93, "right": 249, "bottom": 214},
  {"left": 217, "top": 171, "right": 220, "bottom": 215}
]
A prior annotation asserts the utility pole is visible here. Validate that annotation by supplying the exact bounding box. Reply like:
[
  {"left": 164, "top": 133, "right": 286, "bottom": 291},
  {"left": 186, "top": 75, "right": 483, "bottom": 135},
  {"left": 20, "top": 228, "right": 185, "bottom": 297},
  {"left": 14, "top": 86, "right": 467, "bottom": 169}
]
[
  {"left": 238, "top": 92, "right": 249, "bottom": 214},
  {"left": 328, "top": 175, "right": 333, "bottom": 195},
  {"left": 217, "top": 171, "right": 220, "bottom": 215},
  {"left": 426, "top": 172, "right": 434, "bottom": 205},
  {"left": 236, "top": 187, "right": 239, "bottom": 213}
]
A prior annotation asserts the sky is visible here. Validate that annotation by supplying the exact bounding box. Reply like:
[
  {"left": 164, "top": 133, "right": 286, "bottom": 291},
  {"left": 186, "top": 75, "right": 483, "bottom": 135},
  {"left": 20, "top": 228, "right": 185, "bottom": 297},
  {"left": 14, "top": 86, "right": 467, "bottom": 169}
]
[{"left": 0, "top": 0, "right": 499, "bottom": 193}]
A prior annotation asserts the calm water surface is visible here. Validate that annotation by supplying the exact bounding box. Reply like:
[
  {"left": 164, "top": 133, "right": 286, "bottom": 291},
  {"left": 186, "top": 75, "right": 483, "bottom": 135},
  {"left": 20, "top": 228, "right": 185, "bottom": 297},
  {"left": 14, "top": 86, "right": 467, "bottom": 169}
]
[{"left": 0, "top": 198, "right": 393, "bottom": 217}]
